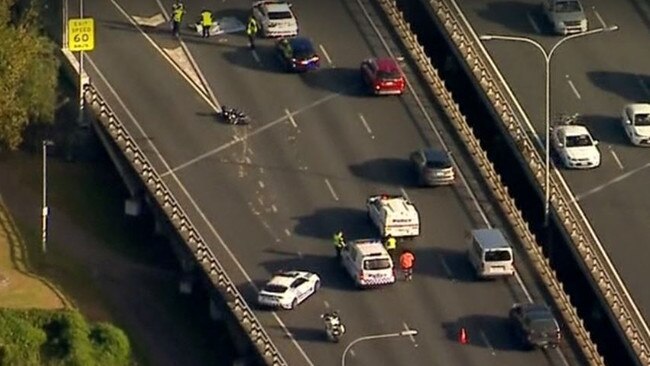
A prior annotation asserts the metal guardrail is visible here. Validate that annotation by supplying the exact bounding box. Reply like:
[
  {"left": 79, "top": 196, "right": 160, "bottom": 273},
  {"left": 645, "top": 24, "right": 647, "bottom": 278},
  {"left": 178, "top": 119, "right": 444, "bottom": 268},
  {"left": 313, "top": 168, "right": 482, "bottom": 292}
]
[
  {"left": 423, "top": 0, "right": 650, "bottom": 364},
  {"left": 373, "top": 0, "right": 604, "bottom": 364},
  {"left": 65, "top": 60, "right": 287, "bottom": 365}
]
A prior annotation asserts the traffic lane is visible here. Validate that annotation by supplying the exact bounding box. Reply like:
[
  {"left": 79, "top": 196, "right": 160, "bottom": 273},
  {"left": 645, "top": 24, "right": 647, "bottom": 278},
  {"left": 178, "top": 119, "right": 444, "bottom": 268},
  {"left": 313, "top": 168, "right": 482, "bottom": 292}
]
[
  {"left": 577, "top": 168, "right": 650, "bottom": 317},
  {"left": 78, "top": 0, "right": 240, "bottom": 170}
]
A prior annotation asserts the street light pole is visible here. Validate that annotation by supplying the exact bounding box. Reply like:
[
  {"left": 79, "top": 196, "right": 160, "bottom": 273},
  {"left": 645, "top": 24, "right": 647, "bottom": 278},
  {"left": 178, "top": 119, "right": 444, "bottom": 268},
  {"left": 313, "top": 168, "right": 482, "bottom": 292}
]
[
  {"left": 479, "top": 25, "right": 618, "bottom": 227},
  {"left": 78, "top": 0, "right": 85, "bottom": 127},
  {"left": 341, "top": 329, "right": 418, "bottom": 366},
  {"left": 41, "top": 140, "right": 54, "bottom": 254}
]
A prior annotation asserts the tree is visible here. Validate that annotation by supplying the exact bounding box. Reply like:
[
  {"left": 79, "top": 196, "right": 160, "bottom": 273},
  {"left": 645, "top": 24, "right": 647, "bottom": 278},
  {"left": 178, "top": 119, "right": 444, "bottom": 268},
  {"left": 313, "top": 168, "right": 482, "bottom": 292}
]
[{"left": 0, "top": 0, "right": 59, "bottom": 151}]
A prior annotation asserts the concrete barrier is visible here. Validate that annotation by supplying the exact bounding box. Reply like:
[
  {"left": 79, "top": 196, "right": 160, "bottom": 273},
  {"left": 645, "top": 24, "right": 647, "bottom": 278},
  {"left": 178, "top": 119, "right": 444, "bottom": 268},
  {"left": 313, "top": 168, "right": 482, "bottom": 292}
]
[
  {"left": 61, "top": 50, "right": 287, "bottom": 366},
  {"left": 420, "top": 0, "right": 650, "bottom": 364},
  {"left": 374, "top": 0, "right": 605, "bottom": 364}
]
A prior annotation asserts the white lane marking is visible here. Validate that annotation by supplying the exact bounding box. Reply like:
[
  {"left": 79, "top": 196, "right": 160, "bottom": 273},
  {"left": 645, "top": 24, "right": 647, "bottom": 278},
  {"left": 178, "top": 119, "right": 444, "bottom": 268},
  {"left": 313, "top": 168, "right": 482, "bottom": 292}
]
[
  {"left": 637, "top": 74, "right": 650, "bottom": 97},
  {"left": 576, "top": 162, "right": 650, "bottom": 201},
  {"left": 350, "top": 349, "right": 356, "bottom": 357},
  {"left": 527, "top": 12, "right": 540, "bottom": 34},
  {"left": 399, "top": 187, "right": 411, "bottom": 201},
  {"left": 84, "top": 56, "right": 314, "bottom": 366},
  {"left": 258, "top": 180, "right": 265, "bottom": 188},
  {"left": 440, "top": 256, "right": 454, "bottom": 279},
  {"left": 324, "top": 179, "right": 340, "bottom": 201},
  {"left": 324, "top": 300, "right": 330, "bottom": 309},
  {"left": 285, "top": 108, "right": 298, "bottom": 128},
  {"left": 252, "top": 49, "right": 261, "bottom": 64},
  {"left": 609, "top": 148, "right": 624, "bottom": 170},
  {"left": 162, "top": 92, "right": 341, "bottom": 176},
  {"left": 403, "top": 322, "right": 418, "bottom": 346},
  {"left": 131, "top": 13, "right": 166, "bottom": 27},
  {"left": 358, "top": 113, "right": 375, "bottom": 138},
  {"left": 479, "top": 329, "right": 496, "bottom": 356},
  {"left": 319, "top": 44, "right": 333, "bottom": 65},
  {"left": 271, "top": 204, "right": 278, "bottom": 213},
  {"left": 565, "top": 75, "right": 582, "bottom": 100},
  {"left": 592, "top": 6, "right": 607, "bottom": 28},
  {"left": 284, "top": 228, "right": 291, "bottom": 236},
  {"left": 108, "top": 0, "right": 219, "bottom": 112},
  {"left": 358, "top": 0, "right": 541, "bottom": 313},
  {"left": 257, "top": 197, "right": 264, "bottom": 205}
]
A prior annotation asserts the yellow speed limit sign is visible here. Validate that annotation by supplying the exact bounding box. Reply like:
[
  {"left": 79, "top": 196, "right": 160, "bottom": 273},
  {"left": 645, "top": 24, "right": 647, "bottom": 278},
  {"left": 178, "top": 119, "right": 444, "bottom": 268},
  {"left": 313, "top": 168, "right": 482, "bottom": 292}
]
[{"left": 68, "top": 18, "right": 95, "bottom": 51}]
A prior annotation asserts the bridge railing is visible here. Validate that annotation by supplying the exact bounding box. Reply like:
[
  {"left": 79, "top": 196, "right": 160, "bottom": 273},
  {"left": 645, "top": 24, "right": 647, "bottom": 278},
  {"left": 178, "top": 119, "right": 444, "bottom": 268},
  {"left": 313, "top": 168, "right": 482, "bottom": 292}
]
[
  {"left": 373, "top": 0, "right": 605, "bottom": 364},
  {"left": 61, "top": 48, "right": 287, "bottom": 366},
  {"left": 418, "top": 0, "right": 650, "bottom": 364}
]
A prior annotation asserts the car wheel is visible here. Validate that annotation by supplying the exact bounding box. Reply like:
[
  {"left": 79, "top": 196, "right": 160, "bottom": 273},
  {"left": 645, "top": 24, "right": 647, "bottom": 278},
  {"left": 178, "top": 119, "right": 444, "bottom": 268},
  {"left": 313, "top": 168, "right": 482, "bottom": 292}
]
[
  {"left": 314, "top": 280, "right": 321, "bottom": 292},
  {"left": 289, "top": 298, "right": 297, "bottom": 310}
]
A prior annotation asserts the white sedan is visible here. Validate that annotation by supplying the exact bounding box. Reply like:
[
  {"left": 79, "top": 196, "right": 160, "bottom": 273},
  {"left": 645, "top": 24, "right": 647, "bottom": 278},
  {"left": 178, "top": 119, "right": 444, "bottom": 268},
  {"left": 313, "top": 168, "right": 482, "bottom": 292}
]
[
  {"left": 622, "top": 103, "right": 650, "bottom": 146},
  {"left": 252, "top": 1, "right": 298, "bottom": 38},
  {"left": 551, "top": 124, "right": 600, "bottom": 169},
  {"left": 257, "top": 271, "right": 320, "bottom": 310}
]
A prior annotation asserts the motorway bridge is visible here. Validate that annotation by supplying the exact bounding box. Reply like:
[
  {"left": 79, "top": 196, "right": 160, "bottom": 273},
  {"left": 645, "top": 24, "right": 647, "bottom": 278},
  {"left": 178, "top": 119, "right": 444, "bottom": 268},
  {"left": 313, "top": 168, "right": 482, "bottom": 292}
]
[{"left": 59, "top": 0, "right": 593, "bottom": 365}]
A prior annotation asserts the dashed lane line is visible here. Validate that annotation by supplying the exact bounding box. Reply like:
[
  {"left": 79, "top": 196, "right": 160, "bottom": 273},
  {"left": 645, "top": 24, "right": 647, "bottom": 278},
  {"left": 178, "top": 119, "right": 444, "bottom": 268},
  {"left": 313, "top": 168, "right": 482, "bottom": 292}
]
[
  {"left": 609, "top": 148, "right": 624, "bottom": 170},
  {"left": 324, "top": 178, "right": 340, "bottom": 201},
  {"left": 565, "top": 75, "right": 582, "bottom": 100},
  {"left": 319, "top": 44, "right": 333, "bottom": 66},
  {"left": 358, "top": 113, "right": 375, "bottom": 138}
]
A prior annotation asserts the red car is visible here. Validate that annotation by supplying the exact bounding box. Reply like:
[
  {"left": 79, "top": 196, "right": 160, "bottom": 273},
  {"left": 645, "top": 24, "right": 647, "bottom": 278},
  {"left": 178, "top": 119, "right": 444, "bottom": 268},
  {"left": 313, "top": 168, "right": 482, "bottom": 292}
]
[{"left": 360, "top": 57, "right": 406, "bottom": 95}]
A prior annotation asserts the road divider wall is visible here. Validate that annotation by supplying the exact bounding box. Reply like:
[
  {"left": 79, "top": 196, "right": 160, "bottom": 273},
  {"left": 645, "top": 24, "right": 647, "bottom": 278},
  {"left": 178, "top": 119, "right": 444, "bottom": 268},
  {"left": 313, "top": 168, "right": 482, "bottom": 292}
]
[
  {"left": 59, "top": 48, "right": 287, "bottom": 366},
  {"left": 418, "top": 0, "right": 650, "bottom": 364},
  {"left": 374, "top": 0, "right": 604, "bottom": 364}
]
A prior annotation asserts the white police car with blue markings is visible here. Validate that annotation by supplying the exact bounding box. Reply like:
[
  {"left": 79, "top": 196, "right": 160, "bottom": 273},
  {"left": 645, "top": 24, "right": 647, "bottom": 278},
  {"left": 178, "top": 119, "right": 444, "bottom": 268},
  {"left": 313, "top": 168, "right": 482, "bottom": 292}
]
[
  {"left": 341, "top": 239, "right": 396, "bottom": 289},
  {"left": 257, "top": 271, "right": 320, "bottom": 310}
]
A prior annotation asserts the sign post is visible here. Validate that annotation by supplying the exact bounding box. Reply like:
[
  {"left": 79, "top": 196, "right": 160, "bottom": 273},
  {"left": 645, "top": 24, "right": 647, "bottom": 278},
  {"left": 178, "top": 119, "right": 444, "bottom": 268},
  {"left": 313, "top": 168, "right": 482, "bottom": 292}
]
[{"left": 68, "top": 9, "right": 94, "bottom": 126}]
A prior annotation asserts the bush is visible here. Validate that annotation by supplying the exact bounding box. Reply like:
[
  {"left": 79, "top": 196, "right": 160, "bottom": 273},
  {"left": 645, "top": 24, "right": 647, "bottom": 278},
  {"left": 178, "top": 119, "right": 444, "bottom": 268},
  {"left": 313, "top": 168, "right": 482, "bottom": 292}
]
[{"left": 0, "top": 309, "right": 132, "bottom": 366}]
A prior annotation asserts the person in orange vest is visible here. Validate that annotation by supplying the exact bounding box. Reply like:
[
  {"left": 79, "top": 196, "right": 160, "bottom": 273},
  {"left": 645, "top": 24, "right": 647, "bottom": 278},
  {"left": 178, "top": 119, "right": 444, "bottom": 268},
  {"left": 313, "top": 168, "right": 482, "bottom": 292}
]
[{"left": 399, "top": 249, "right": 415, "bottom": 281}]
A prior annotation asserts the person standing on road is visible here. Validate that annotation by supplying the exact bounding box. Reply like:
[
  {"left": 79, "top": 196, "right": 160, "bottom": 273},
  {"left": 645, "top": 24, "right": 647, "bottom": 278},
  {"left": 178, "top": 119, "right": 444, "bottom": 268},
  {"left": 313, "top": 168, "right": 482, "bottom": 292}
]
[
  {"left": 384, "top": 234, "right": 397, "bottom": 258},
  {"left": 333, "top": 231, "right": 346, "bottom": 259},
  {"left": 246, "top": 16, "right": 259, "bottom": 49},
  {"left": 399, "top": 250, "right": 415, "bottom": 281},
  {"left": 200, "top": 9, "right": 213, "bottom": 38},
  {"left": 171, "top": 2, "right": 185, "bottom": 37}
]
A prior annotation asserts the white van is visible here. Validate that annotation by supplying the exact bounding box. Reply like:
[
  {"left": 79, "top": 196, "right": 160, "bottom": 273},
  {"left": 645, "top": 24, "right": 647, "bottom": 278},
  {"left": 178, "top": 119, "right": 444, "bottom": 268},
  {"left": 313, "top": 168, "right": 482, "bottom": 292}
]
[
  {"left": 366, "top": 194, "right": 420, "bottom": 238},
  {"left": 341, "top": 239, "right": 396, "bottom": 288},
  {"left": 467, "top": 229, "right": 515, "bottom": 279}
]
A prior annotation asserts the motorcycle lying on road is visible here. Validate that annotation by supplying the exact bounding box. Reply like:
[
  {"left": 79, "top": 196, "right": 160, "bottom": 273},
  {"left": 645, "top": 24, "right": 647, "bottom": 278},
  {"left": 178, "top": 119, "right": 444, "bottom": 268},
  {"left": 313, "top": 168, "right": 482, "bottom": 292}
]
[
  {"left": 219, "top": 106, "right": 250, "bottom": 125},
  {"left": 321, "top": 311, "right": 346, "bottom": 343}
]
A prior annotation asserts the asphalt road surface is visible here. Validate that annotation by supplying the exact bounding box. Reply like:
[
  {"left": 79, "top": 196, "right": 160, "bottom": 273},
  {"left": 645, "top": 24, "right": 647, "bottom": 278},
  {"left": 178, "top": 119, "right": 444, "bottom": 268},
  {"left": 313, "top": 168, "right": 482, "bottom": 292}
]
[
  {"left": 64, "top": 0, "right": 581, "bottom": 364},
  {"left": 450, "top": 0, "right": 650, "bottom": 348}
]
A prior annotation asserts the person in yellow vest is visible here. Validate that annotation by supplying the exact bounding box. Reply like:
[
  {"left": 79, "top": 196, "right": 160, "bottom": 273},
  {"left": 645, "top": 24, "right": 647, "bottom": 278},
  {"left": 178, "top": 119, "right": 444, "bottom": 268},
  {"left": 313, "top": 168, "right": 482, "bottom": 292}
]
[
  {"left": 171, "top": 2, "right": 185, "bottom": 37},
  {"left": 200, "top": 9, "right": 213, "bottom": 38},
  {"left": 384, "top": 234, "right": 397, "bottom": 258},
  {"left": 246, "top": 16, "right": 259, "bottom": 49}
]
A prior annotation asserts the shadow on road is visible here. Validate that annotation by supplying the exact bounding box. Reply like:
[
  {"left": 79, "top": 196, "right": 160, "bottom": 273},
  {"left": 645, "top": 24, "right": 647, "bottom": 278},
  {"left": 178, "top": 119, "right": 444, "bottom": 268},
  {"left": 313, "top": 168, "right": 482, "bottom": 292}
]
[
  {"left": 222, "top": 45, "right": 287, "bottom": 74},
  {"left": 349, "top": 158, "right": 416, "bottom": 187},
  {"left": 300, "top": 68, "right": 367, "bottom": 97},
  {"left": 475, "top": 1, "right": 543, "bottom": 35},
  {"left": 272, "top": 326, "right": 325, "bottom": 343},
  {"left": 292, "top": 207, "right": 376, "bottom": 240},
  {"left": 587, "top": 71, "right": 650, "bottom": 102},
  {"left": 412, "top": 246, "right": 475, "bottom": 283},
  {"left": 442, "top": 314, "right": 519, "bottom": 351},
  {"left": 579, "top": 114, "right": 628, "bottom": 147}
]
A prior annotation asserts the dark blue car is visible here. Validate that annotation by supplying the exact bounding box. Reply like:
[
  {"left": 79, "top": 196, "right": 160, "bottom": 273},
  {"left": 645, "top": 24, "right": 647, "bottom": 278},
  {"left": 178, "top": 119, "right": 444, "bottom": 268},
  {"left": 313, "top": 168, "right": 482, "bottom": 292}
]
[{"left": 276, "top": 37, "right": 320, "bottom": 72}]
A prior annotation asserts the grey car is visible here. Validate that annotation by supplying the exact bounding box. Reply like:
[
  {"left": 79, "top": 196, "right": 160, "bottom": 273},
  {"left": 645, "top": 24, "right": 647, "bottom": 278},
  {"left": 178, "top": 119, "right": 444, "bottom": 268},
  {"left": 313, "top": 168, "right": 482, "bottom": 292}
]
[
  {"left": 542, "top": 0, "right": 588, "bottom": 35},
  {"left": 410, "top": 148, "right": 455, "bottom": 186},
  {"left": 509, "top": 303, "right": 562, "bottom": 350}
]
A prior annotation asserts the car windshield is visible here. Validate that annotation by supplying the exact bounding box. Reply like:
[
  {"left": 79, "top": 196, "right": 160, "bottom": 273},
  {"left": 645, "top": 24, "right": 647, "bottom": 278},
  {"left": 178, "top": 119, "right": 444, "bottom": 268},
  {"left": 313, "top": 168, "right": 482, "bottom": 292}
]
[
  {"left": 378, "top": 70, "right": 401, "bottom": 80},
  {"left": 565, "top": 134, "right": 592, "bottom": 147},
  {"left": 529, "top": 318, "right": 559, "bottom": 334},
  {"left": 556, "top": 1, "right": 582, "bottom": 12},
  {"left": 364, "top": 258, "right": 391, "bottom": 270},
  {"left": 293, "top": 43, "right": 315, "bottom": 59},
  {"left": 634, "top": 113, "right": 650, "bottom": 126},
  {"left": 425, "top": 160, "right": 452, "bottom": 169},
  {"left": 268, "top": 11, "right": 293, "bottom": 20},
  {"left": 484, "top": 249, "right": 511, "bottom": 262},
  {"left": 263, "top": 284, "right": 287, "bottom": 293}
]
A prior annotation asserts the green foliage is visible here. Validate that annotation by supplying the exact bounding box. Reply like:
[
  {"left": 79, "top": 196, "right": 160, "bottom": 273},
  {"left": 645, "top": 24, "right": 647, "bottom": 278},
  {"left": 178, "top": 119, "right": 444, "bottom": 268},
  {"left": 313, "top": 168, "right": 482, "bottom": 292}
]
[
  {"left": 0, "top": 0, "right": 60, "bottom": 151},
  {"left": 0, "top": 309, "right": 132, "bottom": 366}
]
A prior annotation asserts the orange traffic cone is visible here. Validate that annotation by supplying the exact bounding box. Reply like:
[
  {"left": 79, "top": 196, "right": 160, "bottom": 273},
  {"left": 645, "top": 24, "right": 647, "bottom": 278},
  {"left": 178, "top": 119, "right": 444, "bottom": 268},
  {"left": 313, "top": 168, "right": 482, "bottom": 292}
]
[{"left": 458, "top": 327, "right": 469, "bottom": 345}]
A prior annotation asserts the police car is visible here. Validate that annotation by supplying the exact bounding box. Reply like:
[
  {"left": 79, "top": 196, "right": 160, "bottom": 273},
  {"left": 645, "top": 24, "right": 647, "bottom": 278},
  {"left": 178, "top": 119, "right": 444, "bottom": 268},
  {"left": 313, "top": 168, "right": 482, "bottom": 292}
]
[
  {"left": 366, "top": 194, "right": 420, "bottom": 238},
  {"left": 252, "top": 1, "right": 299, "bottom": 38},
  {"left": 257, "top": 271, "right": 320, "bottom": 310}
]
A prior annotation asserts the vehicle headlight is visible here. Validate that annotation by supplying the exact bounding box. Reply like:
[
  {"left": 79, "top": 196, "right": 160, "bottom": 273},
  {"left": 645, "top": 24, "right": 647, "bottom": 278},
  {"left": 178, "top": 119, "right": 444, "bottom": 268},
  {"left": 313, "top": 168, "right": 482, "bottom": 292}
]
[{"left": 581, "top": 19, "right": 587, "bottom": 28}]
